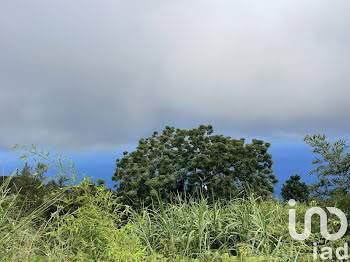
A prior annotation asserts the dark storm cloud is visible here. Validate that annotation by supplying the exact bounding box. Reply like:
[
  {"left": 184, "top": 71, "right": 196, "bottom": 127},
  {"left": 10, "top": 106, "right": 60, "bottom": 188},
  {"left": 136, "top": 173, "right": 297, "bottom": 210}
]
[{"left": 1, "top": 0, "right": 350, "bottom": 150}]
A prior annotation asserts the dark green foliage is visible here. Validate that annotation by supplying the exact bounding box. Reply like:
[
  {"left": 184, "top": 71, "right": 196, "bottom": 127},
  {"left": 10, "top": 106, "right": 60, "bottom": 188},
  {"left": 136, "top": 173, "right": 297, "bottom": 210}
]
[
  {"left": 97, "top": 178, "right": 105, "bottom": 186},
  {"left": 9, "top": 162, "right": 49, "bottom": 212},
  {"left": 281, "top": 175, "right": 309, "bottom": 202},
  {"left": 113, "top": 125, "right": 277, "bottom": 206},
  {"left": 0, "top": 162, "right": 61, "bottom": 214},
  {"left": 304, "top": 134, "right": 350, "bottom": 198}
]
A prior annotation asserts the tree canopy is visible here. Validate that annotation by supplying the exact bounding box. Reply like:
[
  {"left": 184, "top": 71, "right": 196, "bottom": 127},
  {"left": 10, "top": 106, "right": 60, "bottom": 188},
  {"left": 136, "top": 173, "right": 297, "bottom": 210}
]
[
  {"left": 281, "top": 174, "right": 309, "bottom": 202},
  {"left": 304, "top": 134, "right": 350, "bottom": 198},
  {"left": 2, "top": 162, "right": 55, "bottom": 212},
  {"left": 113, "top": 125, "right": 277, "bottom": 206}
]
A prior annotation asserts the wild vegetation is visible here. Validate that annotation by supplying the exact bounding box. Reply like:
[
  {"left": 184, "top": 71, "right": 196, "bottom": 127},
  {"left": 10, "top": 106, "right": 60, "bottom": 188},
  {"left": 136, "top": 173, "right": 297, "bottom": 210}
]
[{"left": 1, "top": 126, "right": 350, "bottom": 261}]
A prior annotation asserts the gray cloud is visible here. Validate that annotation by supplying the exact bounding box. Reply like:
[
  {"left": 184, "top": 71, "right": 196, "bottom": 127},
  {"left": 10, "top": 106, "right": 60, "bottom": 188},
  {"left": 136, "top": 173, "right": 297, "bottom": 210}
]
[{"left": 1, "top": 0, "right": 350, "bottom": 150}]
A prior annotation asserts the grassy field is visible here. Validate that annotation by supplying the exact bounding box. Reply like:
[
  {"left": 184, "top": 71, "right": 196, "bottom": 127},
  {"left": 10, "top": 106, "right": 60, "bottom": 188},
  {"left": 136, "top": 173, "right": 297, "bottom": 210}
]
[
  {"left": 2, "top": 174, "right": 334, "bottom": 261},
  {"left": 0, "top": 147, "right": 346, "bottom": 262}
]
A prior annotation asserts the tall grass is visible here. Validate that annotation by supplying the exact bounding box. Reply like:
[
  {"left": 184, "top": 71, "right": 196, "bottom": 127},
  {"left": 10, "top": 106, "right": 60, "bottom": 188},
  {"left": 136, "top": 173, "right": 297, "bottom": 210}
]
[
  {"left": 0, "top": 171, "right": 331, "bottom": 261},
  {"left": 0, "top": 146, "right": 340, "bottom": 261},
  {"left": 0, "top": 174, "right": 41, "bottom": 260},
  {"left": 131, "top": 194, "right": 315, "bottom": 261},
  {"left": 0, "top": 172, "right": 160, "bottom": 261},
  {"left": 0, "top": 147, "right": 158, "bottom": 262}
]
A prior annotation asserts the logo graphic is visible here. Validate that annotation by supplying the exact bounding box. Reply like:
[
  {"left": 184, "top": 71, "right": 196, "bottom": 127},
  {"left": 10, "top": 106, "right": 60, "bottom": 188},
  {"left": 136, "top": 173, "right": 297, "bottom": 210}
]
[{"left": 288, "top": 199, "right": 348, "bottom": 241}]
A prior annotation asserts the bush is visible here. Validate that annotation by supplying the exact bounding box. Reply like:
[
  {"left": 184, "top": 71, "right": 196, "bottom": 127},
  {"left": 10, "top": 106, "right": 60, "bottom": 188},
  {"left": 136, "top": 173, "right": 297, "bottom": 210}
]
[{"left": 42, "top": 185, "right": 146, "bottom": 261}]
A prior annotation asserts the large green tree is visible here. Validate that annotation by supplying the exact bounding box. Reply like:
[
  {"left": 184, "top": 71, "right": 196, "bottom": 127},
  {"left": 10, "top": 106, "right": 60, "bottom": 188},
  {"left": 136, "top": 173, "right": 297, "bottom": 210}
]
[
  {"left": 113, "top": 125, "right": 277, "bottom": 206},
  {"left": 304, "top": 134, "right": 350, "bottom": 198}
]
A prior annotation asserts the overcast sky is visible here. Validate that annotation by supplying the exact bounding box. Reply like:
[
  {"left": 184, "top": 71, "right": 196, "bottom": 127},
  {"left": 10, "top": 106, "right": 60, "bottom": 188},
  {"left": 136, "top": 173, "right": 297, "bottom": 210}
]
[{"left": 1, "top": 0, "right": 350, "bottom": 151}]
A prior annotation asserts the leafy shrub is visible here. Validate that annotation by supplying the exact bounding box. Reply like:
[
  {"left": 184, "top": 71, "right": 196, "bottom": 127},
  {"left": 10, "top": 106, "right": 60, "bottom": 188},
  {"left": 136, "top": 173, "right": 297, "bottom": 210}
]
[{"left": 43, "top": 185, "right": 146, "bottom": 261}]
